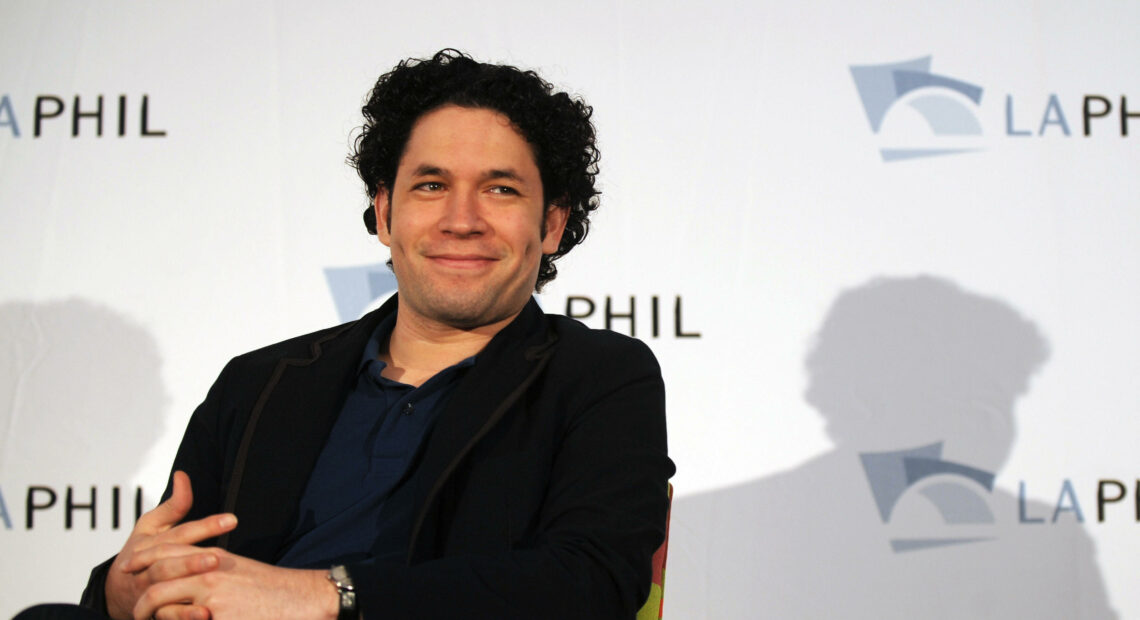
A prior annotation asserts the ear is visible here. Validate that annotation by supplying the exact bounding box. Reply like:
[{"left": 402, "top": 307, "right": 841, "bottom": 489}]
[
  {"left": 541, "top": 204, "right": 570, "bottom": 254},
  {"left": 373, "top": 189, "right": 392, "bottom": 247}
]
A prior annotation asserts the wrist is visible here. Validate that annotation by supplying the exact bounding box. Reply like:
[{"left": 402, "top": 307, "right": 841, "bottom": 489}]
[{"left": 297, "top": 568, "right": 339, "bottom": 620}]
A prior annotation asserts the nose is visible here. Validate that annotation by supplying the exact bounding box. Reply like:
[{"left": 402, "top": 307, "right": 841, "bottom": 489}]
[{"left": 438, "top": 188, "right": 486, "bottom": 236}]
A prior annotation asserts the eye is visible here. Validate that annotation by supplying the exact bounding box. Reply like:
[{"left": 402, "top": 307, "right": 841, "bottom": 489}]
[
  {"left": 414, "top": 181, "right": 444, "bottom": 192},
  {"left": 488, "top": 185, "right": 520, "bottom": 196}
]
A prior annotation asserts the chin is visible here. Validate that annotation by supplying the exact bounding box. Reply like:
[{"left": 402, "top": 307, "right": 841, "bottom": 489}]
[
  {"left": 418, "top": 294, "right": 512, "bottom": 330},
  {"left": 431, "top": 309, "right": 498, "bottom": 330}
]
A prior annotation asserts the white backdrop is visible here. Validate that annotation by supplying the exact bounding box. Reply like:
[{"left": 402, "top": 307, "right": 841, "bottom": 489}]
[{"left": 2, "top": 1, "right": 1138, "bottom": 617}]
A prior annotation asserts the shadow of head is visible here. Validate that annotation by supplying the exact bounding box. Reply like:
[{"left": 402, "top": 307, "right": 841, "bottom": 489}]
[
  {"left": 805, "top": 276, "right": 1049, "bottom": 470},
  {"left": 0, "top": 298, "right": 169, "bottom": 480}
]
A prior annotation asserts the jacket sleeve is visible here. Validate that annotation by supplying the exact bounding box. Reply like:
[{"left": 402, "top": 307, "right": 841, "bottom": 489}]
[
  {"left": 78, "top": 557, "right": 115, "bottom": 615},
  {"left": 347, "top": 338, "right": 675, "bottom": 619},
  {"left": 78, "top": 358, "right": 240, "bottom": 616}
]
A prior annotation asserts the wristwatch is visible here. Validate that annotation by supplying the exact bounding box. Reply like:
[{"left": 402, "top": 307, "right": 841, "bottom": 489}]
[{"left": 327, "top": 564, "right": 357, "bottom": 620}]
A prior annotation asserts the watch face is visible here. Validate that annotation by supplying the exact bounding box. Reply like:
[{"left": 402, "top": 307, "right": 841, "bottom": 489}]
[
  {"left": 329, "top": 565, "right": 357, "bottom": 616},
  {"left": 330, "top": 565, "right": 351, "bottom": 586}
]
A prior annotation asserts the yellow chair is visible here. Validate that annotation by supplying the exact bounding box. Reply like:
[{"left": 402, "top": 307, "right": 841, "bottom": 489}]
[{"left": 636, "top": 483, "right": 673, "bottom": 620}]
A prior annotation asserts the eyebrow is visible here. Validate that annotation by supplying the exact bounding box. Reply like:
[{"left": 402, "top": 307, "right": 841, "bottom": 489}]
[
  {"left": 483, "top": 169, "right": 525, "bottom": 183},
  {"left": 410, "top": 165, "right": 447, "bottom": 177},
  {"left": 408, "top": 165, "right": 526, "bottom": 184}
]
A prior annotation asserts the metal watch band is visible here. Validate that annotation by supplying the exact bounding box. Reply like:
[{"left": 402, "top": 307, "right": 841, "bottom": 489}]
[{"left": 327, "top": 564, "right": 357, "bottom": 620}]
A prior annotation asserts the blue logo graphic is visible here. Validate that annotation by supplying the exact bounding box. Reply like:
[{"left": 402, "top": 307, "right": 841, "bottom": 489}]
[
  {"left": 324, "top": 263, "right": 398, "bottom": 322},
  {"left": 322, "top": 263, "right": 551, "bottom": 321},
  {"left": 850, "top": 56, "right": 985, "bottom": 162},
  {"left": 860, "top": 442, "right": 996, "bottom": 552}
]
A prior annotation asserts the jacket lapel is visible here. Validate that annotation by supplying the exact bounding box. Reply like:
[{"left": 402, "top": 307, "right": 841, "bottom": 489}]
[
  {"left": 406, "top": 299, "right": 556, "bottom": 559},
  {"left": 225, "top": 298, "right": 396, "bottom": 561},
  {"left": 221, "top": 296, "right": 555, "bottom": 562}
]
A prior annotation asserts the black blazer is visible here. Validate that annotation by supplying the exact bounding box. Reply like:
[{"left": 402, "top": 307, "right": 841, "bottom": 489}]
[{"left": 84, "top": 296, "right": 673, "bottom": 619}]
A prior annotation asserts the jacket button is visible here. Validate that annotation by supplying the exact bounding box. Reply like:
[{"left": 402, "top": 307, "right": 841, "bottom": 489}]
[{"left": 403, "top": 402, "right": 414, "bottom": 416}]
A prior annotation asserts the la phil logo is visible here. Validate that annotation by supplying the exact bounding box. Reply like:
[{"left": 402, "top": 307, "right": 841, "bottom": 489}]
[
  {"left": 860, "top": 442, "right": 1139, "bottom": 553},
  {"left": 0, "top": 94, "right": 165, "bottom": 138},
  {"left": 324, "top": 263, "right": 398, "bottom": 322},
  {"left": 322, "top": 264, "right": 701, "bottom": 340},
  {"left": 0, "top": 485, "right": 147, "bottom": 530},
  {"left": 860, "top": 442, "right": 998, "bottom": 551},
  {"left": 850, "top": 56, "right": 985, "bottom": 161},
  {"left": 850, "top": 55, "right": 1139, "bottom": 162},
  {"left": 564, "top": 295, "right": 700, "bottom": 339}
]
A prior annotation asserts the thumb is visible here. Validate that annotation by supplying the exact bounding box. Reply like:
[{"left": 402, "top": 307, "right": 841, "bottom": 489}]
[{"left": 146, "top": 470, "right": 194, "bottom": 531}]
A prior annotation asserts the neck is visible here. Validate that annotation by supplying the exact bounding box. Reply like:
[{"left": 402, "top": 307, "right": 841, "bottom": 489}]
[{"left": 379, "top": 301, "right": 522, "bottom": 387}]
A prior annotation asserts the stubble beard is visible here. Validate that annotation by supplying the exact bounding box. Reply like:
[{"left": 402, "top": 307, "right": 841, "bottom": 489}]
[
  {"left": 395, "top": 267, "right": 531, "bottom": 331},
  {"left": 411, "top": 284, "right": 503, "bottom": 330},
  {"left": 390, "top": 242, "right": 541, "bottom": 330}
]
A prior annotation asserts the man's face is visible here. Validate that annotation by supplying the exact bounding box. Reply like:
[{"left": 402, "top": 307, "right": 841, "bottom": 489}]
[{"left": 374, "top": 105, "right": 568, "bottom": 330}]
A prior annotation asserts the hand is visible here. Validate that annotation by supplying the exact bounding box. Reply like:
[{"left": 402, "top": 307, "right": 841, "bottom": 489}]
[
  {"left": 134, "top": 553, "right": 339, "bottom": 620},
  {"left": 105, "top": 471, "right": 238, "bottom": 620}
]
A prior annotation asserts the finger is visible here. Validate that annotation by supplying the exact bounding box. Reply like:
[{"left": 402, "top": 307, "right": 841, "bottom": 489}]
[
  {"left": 129, "top": 543, "right": 221, "bottom": 573},
  {"left": 120, "top": 513, "right": 236, "bottom": 573},
  {"left": 144, "top": 551, "right": 220, "bottom": 584},
  {"left": 164, "top": 512, "right": 237, "bottom": 546},
  {"left": 121, "top": 530, "right": 230, "bottom": 574},
  {"left": 154, "top": 604, "right": 211, "bottom": 620},
  {"left": 134, "top": 577, "right": 204, "bottom": 620},
  {"left": 120, "top": 542, "right": 204, "bottom": 574},
  {"left": 137, "top": 471, "right": 194, "bottom": 532},
  {"left": 135, "top": 472, "right": 194, "bottom": 534}
]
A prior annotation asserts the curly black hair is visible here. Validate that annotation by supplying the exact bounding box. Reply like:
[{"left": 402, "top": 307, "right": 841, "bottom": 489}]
[{"left": 350, "top": 49, "right": 600, "bottom": 291}]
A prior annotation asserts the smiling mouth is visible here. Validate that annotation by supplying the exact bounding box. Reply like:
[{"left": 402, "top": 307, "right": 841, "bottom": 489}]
[{"left": 427, "top": 255, "right": 498, "bottom": 269}]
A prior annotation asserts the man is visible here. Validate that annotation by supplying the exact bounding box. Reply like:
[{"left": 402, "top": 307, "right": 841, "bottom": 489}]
[{"left": 74, "top": 50, "right": 672, "bottom": 619}]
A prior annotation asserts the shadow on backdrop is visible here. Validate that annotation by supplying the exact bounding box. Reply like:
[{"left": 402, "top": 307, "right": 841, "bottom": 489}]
[
  {"left": 669, "top": 276, "right": 1116, "bottom": 619},
  {"left": 0, "top": 298, "right": 169, "bottom": 483}
]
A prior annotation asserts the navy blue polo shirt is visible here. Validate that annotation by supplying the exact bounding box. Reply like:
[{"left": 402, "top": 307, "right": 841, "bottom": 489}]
[{"left": 276, "top": 313, "right": 474, "bottom": 568}]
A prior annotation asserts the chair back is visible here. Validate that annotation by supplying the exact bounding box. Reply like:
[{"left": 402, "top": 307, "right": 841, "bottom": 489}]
[{"left": 636, "top": 483, "right": 673, "bottom": 620}]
